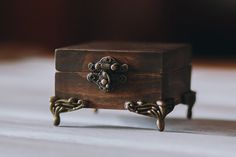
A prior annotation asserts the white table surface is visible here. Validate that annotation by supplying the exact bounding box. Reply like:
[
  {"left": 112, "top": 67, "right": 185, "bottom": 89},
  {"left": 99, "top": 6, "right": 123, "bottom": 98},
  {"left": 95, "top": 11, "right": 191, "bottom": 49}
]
[{"left": 0, "top": 58, "right": 235, "bottom": 157}]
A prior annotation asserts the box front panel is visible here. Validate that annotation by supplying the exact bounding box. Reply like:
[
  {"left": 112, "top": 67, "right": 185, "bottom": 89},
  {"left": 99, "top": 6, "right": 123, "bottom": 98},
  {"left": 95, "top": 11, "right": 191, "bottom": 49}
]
[
  {"left": 55, "top": 72, "right": 162, "bottom": 109},
  {"left": 55, "top": 43, "right": 192, "bottom": 109},
  {"left": 55, "top": 50, "right": 163, "bottom": 73}
]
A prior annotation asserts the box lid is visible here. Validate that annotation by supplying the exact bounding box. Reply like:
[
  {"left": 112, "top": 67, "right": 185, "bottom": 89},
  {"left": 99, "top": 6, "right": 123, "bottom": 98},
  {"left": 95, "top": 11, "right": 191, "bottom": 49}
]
[{"left": 55, "top": 42, "right": 192, "bottom": 73}]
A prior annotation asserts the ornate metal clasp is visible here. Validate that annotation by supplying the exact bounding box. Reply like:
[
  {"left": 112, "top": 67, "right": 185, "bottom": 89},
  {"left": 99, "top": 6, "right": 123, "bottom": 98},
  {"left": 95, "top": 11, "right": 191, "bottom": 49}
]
[{"left": 87, "top": 56, "right": 128, "bottom": 92}]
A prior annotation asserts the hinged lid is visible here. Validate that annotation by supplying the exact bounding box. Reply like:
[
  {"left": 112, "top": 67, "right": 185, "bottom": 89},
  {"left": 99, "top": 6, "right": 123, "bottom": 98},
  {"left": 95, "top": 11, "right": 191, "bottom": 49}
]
[{"left": 55, "top": 42, "right": 192, "bottom": 73}]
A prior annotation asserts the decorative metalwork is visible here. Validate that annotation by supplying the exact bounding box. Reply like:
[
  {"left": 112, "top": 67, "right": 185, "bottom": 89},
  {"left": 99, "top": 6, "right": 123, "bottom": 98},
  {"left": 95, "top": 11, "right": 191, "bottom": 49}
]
[
  {"left": 49, "top": 93, "right": 195, "bottom": 131},
  {"left": 124, "top": 99, "right": 175, "bottom": 131},
  {"left": 50, "top": 96, "right": 86, "bottom": 126},
  {"left": 87, "top": 56, "right": 128, "bottom": 92}
]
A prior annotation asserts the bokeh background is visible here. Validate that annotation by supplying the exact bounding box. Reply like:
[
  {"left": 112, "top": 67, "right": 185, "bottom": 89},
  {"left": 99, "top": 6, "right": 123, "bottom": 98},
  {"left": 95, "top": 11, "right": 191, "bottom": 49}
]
[
  {"left": 0, "top": 0, "right": 236, "bottom": 59},
  {"left": 0, "top": 2, "right": 236, "bottom": 156}
]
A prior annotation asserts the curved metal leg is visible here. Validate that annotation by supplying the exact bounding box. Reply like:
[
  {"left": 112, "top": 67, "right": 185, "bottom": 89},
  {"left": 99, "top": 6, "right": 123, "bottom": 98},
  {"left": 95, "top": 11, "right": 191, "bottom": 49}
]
[
  {"left": 187, "top": 104, "right": 193, "bottom": 119},
  {"left": 182, "top": 91, "right": 196, "bottom": 119},
  {"left": 50, "top": 96, "right": 87, "bottom": 126},
  {"left": 156, "top": 117, "right": 165, "bottom": 131},
  {"left": 125, "top": 99, "right": 174, "bottom": 131}
]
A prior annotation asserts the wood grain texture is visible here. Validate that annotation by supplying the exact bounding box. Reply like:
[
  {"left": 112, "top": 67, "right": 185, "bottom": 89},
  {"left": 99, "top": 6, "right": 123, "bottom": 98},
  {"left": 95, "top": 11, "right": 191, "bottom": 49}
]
[
  {"left": 55, "top": 42, "right": 193, "bottom": 109},
  {"left": 55, "top": 72, "right": 162, "bottom": 109},
  {"left": 56, "top": 42, "right": 192, "bottom": 73},
  {"left": 55, "top": 66, "right": 191, "bottom": 109}
]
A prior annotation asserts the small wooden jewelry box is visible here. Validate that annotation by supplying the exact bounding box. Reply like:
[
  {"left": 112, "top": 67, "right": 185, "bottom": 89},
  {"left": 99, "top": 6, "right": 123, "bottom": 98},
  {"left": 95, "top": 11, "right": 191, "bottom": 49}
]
[{"left": 50, "top": 42, "right": 196, "bottom": 131}]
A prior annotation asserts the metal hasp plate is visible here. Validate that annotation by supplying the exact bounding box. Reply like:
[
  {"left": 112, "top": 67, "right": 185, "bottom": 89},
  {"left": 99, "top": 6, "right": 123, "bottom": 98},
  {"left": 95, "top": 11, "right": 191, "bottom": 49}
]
[{"left": 87, "top": 56, "right": 128, "bottom": 92}]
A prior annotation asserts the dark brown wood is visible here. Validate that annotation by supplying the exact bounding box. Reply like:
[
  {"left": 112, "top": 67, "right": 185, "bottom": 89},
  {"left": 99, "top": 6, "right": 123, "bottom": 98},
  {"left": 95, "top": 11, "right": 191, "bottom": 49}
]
[
  {"left": 55, "top": 42, "right": 193, "bottom": 109},
  {"left": 55, "top": 72, "right": 162, "bottom": 109},
  {"left": 55, "top": 67, "right": 191, "bottom": 109},
  {"left": 162, "top": 66, "right": 191, "bottom": 99},
  {"left": 55, "top": 42, "right": 191, "bottom": 73},
  {"left": 52, "top": 42, "right": 196, "bottom": 131}
]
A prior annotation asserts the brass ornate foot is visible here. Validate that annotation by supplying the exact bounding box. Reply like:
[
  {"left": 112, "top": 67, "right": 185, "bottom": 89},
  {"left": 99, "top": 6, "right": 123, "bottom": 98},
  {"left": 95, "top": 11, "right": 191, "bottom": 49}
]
[
  {"left": 124, "top": 99, "right": 174, "bottom": 131},
  {"left": 50, "top": 96, "right": 87, "bottom": 126},
  {"left": 182, "top": 91, "right": 196, "bottom": 119}
]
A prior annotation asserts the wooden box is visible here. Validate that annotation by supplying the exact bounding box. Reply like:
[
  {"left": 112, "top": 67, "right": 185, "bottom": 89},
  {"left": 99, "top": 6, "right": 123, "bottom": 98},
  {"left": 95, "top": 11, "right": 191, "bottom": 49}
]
[{"left": 50, "top": 42, "right": 196, "bottom": 131}]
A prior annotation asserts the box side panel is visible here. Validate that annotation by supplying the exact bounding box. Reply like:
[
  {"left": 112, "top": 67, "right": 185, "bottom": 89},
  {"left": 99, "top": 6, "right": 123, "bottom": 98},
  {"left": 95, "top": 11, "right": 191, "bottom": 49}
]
[
  {"left": 162, "top": 66, "right": 191, "bottom": 101},
  {"left": 55, "top": 72, "right": 161, "bottom": 109},
  {"left": 163, "top": 46, "right": 192, "bottom": 72},
  {"left": 55, "top": 50, "right": 162, "bottom": 73}
]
